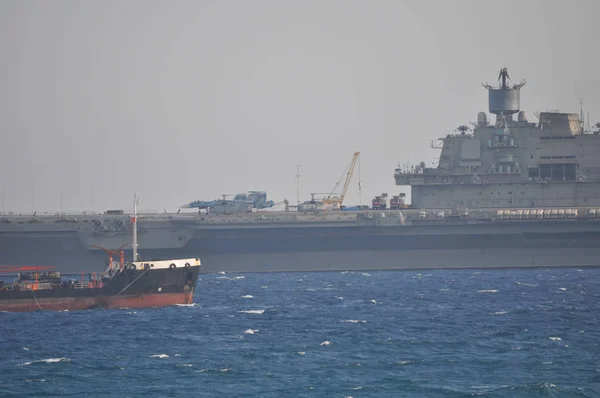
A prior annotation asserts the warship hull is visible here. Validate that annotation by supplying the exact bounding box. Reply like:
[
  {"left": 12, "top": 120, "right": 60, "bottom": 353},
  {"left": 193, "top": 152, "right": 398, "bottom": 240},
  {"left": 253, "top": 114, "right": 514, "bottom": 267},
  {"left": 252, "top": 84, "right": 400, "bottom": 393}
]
[{"left": 2, "top": 218, "right": 600, "bottom": 273}]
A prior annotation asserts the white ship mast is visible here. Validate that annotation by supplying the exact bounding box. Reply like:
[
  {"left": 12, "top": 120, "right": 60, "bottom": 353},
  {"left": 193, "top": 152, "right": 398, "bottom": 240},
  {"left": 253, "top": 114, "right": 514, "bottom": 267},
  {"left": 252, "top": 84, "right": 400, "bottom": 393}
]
[{"left": 132, "top": 194, "right": 139, "bottom": 262}]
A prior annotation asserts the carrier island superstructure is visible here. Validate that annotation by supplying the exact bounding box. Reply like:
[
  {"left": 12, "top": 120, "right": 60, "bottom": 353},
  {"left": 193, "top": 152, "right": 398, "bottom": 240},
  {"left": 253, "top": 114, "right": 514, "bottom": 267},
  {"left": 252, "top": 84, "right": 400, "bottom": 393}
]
[
  {"left": 2, "top": 68, "right": 600, "bottom": 274},
  {"left": 395, "top": 67, "right": 600, "bottom": 209}
]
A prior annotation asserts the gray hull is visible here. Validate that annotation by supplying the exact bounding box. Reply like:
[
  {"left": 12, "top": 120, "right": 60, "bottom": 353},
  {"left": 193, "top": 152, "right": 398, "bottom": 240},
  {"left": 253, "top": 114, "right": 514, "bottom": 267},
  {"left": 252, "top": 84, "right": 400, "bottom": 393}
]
[{"left": 2, "top": 219, "right": 600, "bottom": 273}]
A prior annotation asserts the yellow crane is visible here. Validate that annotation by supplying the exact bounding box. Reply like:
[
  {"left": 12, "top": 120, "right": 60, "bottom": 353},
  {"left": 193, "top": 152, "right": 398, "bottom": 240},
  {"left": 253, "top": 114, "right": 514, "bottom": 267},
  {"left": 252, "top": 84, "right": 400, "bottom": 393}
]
[{"left": 315, "top": 151, "right": 360, "bottom": 208}]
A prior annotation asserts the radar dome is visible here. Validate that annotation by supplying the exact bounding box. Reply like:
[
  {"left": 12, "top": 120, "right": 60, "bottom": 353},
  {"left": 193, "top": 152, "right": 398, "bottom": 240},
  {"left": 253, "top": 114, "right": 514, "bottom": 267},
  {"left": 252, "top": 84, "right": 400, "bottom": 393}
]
[
  {"left": 477, "top": 112, "right": 487, "bottom": 126},
  {"left": 518, "top": 110, "right": 528, "bottom": 122}
]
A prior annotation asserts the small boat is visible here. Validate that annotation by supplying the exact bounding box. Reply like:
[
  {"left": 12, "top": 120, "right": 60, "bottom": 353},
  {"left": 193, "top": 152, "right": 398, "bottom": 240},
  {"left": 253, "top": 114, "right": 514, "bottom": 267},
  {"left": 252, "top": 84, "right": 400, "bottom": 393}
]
[{"left": 0, "top": 195, "right": 201, "bottom": 312}]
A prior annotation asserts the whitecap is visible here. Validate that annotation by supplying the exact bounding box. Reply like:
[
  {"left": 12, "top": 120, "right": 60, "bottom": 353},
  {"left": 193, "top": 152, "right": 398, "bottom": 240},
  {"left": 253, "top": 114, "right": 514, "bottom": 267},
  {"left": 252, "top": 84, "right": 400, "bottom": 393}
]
[
  {"left": 341, "top": 320, "right": 366, "bottom": 323},
  {"left": 370, "top": 299, "right": 377, "bottom": 304},
  {"left": 177, "top": 364, "right": 193, "bottom": 367},
  {"left": 477, "top": 290, "right": 498, "bottom": 293},
  {"left": 244, "top": 329, "right": 259, "bottom": 334},
  {"left": 150, "top": 354, "right": 169, "bottom": 358},
  {"left": 396, "top": 361, "right": 413, "bottom": 365},
  {"left": 220, "top": 368, "right": 229, "bottom": 372},
  {"left": 548, "top": 337, "right": 562, "bottom": 341},
  {"left": 559, "top": 287, "right": 567, "bottom": 291},
  {"left": 233, "top": 276, "right": 245, "bottom": 280},
  {"left": 238, "top": 309, "right": 265, "bottom": 314},
  {"left": 297, "top": 352, "right": 305, "bottom": 356},
  {"left": 218, "top": 271, "right": 226, "bottom": 274},
  {"left": 241, "top": 295, "right": 253, "bottom": 299},
  {"left": 176, "top": 303, "right": 197, "bottom": 307},
  {"left": 22, "top": 347, "right": 29, "bottom": 351},
  {"left": 492, "top": 311, "right": 508, "bottom": 315},
  {"left": 18, "top": 357, "right": 70, "bottom": 367},
  {"left": 261, "top": 285, "right": 268, "bottom": 289},
  {"left": 320, "top": 341, "right": 331, "bottom": 346},
  {"left": 515, "top": 281, "right": 537, "bottom": 287}
]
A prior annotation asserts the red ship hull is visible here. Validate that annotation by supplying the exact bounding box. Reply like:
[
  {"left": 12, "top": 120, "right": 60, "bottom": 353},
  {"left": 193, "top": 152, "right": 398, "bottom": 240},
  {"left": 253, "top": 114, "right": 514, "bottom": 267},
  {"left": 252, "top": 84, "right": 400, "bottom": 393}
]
[
  {"left": 0, "top": 291, "right": 194, "bottom": 312},
  {"left": 0, "top": 262, "right": 200, "bottom": 312}
]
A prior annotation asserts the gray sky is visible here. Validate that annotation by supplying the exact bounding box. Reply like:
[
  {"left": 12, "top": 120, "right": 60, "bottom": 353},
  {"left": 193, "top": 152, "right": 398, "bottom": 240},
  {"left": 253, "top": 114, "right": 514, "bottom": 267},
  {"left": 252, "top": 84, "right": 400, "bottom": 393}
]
[{"left": 1, "top": 0, "right": 598, "bottom": 213}]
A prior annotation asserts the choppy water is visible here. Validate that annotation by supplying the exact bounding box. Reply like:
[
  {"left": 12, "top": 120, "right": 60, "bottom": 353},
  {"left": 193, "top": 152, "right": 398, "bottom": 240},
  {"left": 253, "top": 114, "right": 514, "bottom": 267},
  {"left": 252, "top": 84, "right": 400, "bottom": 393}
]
[{"left": 1, "top": 267, "right": 600, "bottom": 397}]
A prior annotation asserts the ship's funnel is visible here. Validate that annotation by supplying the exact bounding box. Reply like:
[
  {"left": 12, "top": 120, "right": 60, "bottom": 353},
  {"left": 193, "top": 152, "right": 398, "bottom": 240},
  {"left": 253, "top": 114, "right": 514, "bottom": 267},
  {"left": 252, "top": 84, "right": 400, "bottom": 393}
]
[{"left": 483, "top": 67, "right": 526, "bottom": 117}]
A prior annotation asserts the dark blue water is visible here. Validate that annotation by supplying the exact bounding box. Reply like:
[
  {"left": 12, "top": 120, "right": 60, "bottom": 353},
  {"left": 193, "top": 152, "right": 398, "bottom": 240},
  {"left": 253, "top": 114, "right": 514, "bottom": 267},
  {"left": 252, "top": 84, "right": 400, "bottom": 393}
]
[{"left": 1, "top": 267, "right": 599, "bottom": 397}]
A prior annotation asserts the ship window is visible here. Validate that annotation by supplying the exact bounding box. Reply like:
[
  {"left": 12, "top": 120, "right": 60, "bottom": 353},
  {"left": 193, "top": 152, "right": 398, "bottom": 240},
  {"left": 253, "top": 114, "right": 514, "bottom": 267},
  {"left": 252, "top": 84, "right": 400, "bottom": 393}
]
[
  {"left": 528, "top": 167, "right": 539, "bottom": 178},
  {"left": 540, "top": 163, "right": 576, "bottom": 181}
]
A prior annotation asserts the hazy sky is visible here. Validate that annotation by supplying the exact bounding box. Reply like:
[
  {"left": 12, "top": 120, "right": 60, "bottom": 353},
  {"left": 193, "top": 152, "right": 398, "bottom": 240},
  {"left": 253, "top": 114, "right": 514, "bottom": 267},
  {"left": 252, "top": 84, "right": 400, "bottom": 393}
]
[{"left": 1, "top": 0, "right": 598, "bottom": 213}]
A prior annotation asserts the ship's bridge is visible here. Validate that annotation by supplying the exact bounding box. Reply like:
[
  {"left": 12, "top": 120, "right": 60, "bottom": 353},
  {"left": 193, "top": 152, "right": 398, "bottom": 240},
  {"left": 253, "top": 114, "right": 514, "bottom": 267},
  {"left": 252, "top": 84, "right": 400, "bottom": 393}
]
[{"left": 394, "top": 67, "right": 600, "bottom": 209}]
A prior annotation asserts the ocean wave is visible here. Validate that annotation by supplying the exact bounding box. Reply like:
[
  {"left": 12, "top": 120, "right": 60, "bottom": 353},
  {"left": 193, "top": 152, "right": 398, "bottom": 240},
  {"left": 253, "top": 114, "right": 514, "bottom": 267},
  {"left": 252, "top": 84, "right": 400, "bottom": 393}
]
[
  {"left": 18, "top": 357, "right": 70, "bottom": 367},
  {"left": 238, "top": 309, "right": 265, "bottom": 314},
  {"left": 515, "top": 281, "right": 537, "bottom": 287},
  {"left": 150, "top": 354, "right": 169, "bottom": 358}
]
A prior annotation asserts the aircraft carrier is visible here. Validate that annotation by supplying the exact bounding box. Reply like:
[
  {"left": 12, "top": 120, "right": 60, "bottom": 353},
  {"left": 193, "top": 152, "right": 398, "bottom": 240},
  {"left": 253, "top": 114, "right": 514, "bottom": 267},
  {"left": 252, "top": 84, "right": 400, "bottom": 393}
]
[{"left": 2, "top": 67, "right": 600, "bottom": 274}]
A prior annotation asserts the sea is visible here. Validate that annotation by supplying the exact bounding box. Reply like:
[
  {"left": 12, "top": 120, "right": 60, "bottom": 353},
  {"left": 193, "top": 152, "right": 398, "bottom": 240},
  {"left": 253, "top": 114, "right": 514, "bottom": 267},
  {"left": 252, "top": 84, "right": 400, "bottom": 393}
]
[{"left": 1, "top": 267, "right": 599, "bottom": 397}]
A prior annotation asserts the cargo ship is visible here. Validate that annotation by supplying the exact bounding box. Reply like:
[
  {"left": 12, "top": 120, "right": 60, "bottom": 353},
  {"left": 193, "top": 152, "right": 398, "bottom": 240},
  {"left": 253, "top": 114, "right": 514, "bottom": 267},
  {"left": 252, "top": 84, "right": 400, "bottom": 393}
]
[
  {"left": 0, "top": 196, "right": 201, "bottom": 312},
  {"left": 1, "top": 68, "right": 600, "bottom": 274}
]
